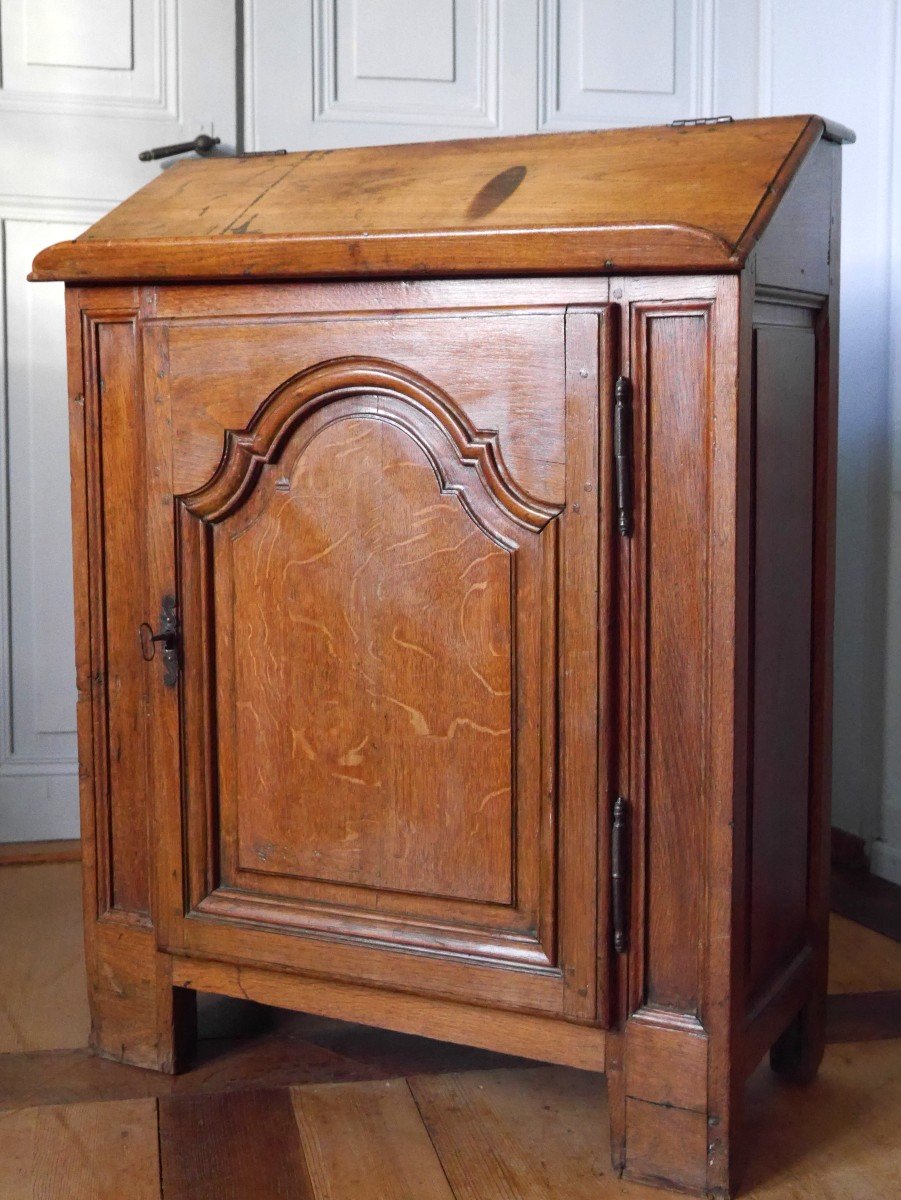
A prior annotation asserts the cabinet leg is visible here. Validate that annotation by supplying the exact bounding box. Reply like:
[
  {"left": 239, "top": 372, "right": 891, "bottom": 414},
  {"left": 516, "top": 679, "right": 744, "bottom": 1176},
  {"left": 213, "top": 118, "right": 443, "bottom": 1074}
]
[
  {"left": 608, "top": 1018, "right": 741, "bottom": 1197},
  {"left": 88, "top": 924, "right": 196, "bottom": 1073},
  {"left": 618, "top": 1095, "right": 713, "bottom": 1196},
  {"left": 769, "top": 992, "right": 826, "bottom": 1084}
]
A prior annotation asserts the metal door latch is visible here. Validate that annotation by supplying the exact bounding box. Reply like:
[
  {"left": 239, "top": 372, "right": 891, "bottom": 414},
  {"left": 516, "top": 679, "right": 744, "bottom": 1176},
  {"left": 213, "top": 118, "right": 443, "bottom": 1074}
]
[
  {"left": 139, "top": 134, "right": 220, "bottom": 162},
  {"left": 139, "top": 595, "right": 180, "bottom": 687}
]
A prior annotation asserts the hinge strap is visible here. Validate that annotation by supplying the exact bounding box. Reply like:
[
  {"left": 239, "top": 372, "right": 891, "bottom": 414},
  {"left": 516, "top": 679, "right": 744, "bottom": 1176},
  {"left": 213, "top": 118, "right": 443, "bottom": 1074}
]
[
  {"left": 611, "top": 796, "right": 630, "bottom": 953},
  {"left": 613, "top": 376, "right": 633, "bottom": 537}
]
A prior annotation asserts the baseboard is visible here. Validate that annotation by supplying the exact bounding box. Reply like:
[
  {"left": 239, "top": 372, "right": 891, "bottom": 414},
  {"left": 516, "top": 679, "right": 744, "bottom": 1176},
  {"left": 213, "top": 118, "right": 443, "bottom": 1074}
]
[
  {"left": 870, "top": 839, "right": 901, "bottom": 888},
  {"left": 832, "top": 862, "right": 901, "bottom": 944},
  {"left": 830, "top": 825, "right": 868, "bottom": 871},
  {"left": 826, "top": 991, "right": 901, "bottom": 1043},
  {"left": 0, "top": 838, "right": 81, "bottom": 866}
]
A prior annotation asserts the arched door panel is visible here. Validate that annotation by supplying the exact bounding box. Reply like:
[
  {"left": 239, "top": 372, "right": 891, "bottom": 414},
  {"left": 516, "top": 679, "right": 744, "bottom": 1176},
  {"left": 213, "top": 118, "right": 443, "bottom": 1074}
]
[{"left": 152, "top": 314, "right": 612, "bottom": 1022}]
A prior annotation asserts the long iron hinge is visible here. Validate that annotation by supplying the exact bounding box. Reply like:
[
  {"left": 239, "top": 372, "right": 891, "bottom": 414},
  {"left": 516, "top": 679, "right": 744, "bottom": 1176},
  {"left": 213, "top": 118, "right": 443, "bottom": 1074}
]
[
  {"left": 613, "top": 376, "right": 634, "bottom": 537},
  {"left": 611, "top": 796, "right": 630, "bottom": 953},
  {"left": 671, "top": 115, "right": 734, "bottom": 128}
]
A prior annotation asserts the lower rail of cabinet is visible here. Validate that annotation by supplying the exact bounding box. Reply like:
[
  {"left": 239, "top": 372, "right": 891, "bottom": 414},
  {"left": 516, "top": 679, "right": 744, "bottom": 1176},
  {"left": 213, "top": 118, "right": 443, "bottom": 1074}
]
[{"left": 171, "top": 955, "right": 608, "bottom": 1071}]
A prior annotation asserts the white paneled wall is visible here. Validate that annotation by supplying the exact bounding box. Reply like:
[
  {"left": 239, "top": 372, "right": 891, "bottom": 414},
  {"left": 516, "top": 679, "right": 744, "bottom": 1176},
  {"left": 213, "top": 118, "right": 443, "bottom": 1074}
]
[
  {"left": 246, "top": 0, "right": 901, "bottom": 882},
  {"left": 539, "top": 0, "right": 716, "bottom": 128},
  {"left": 758, "top": 1, "right": 900, "bottom": 882},
  {"left": 0, "top": 0, "right": 179, "bottom": 116},
  {"left": 246, "top": 0, "right": 540, "bottom": 147},
  {"left": 1, "top": 217, "right": 81, "bottom": 837},
  {"left": 0, "top": 0, "right": 236, "bottom": 843},
  {"left": 877, "top": 6, "right": 901, "bottom": 886},
  {"left": 317, "top": 0, "right": 498, "bottom": 128}
]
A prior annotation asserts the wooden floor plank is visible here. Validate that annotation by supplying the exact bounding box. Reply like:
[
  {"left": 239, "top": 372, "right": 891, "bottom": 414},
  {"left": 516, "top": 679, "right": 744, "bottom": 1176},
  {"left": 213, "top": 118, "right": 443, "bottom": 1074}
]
[
  {"left": 0, "top": 863, "right": 89, "bottom": 1053},
  {"left": 0, "top": 1024, "right": 519, "bottom": 1113},
  {"left": 0, "top": 1036, "right": 371, "bottom": 1113},
  {"left": 408, "top": 1066, "right": 615, "bottom": 1200},
  {"left": 827, "top": 914, "right": 901, "bottom": 994},
  {"left": 2, "top": 862, "right": 901, "bottom": 1200},
  {"left": 291, "top": 1077, "right": 455, "bottom": 1200},
  {"left": 742, "top": 1039, "right": 901, "bottom": 1196},
  {"left": 158, "top": 1087, "right": 314, "bottom": 1200},
  {"left": 0, "top": 1097, "right": 160, "bottom": 1199}
]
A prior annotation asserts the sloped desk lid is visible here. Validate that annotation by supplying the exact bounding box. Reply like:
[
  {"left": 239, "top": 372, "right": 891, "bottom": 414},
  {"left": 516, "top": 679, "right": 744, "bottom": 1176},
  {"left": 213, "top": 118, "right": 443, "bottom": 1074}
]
[{"left": 31, "top": 115, "right": 853, "bottom": 284}]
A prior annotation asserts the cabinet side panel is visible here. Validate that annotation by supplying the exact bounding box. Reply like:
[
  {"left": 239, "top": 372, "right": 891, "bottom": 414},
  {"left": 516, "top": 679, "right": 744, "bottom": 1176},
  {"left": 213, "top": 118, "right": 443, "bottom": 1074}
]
[
  {"left": 89, "top": 318, "right": 151, "bottom": 917},
  {"left": 747, "top": 313, "right": 816, "bottom": 998},
  {"left": 753, "top": 142, "right": 833, "bottom": 296}
]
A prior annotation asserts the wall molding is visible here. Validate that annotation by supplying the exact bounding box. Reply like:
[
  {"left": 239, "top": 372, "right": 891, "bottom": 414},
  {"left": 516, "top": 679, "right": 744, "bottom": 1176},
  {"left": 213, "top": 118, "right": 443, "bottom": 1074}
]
[
  {"left": 0, "top": 837, "right": 81, "bottom": 864},
  {"left": 0, "top": 759, "right": 78, "bottom": 778},
  {"left": 0, "top": 204, "right": 114, "bottom": 794},
  {"left": 693, "top": 0, "right": 716, "bottom": 116},
  {"left": 241, "top": 0, "right": 257, "bottom": 151},
  {"left": 538, "top": 0, "right": 717, "bottom": 130},
  {"left": 0, "top": 0, "right": 179, "bottom": 121},
  {"left": 0, "top": 196, "right": 118, "bottom": 221},
  {"left": 756, "top": 0, "right": 774, "bottom": 115},
  {"left": 312, "top": 0, "right": 500, "bottom": 128},
  {"left": 871, "top": 839, "right": 901, "bottom": 887}
]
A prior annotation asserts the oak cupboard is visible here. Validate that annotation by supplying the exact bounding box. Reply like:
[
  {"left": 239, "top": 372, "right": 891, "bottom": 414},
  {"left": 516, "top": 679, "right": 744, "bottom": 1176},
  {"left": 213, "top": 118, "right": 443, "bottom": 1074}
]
[{"left": 31, "top": 115, "right": 852, "bottom": 1196}]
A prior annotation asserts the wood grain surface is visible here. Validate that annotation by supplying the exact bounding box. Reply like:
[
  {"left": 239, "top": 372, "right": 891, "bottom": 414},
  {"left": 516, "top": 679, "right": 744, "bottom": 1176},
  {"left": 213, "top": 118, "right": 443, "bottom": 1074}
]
[
  {"left": 158, "top": 1088, "right": 315, "bottom": 1200},
  {"left": 219, "top": 414, "right": 516, "bottom": 903},
  {"left": 95, "top": 318, "right": 152, "bottom": 917},
  {"left": 166, "top": 312, "right": 569, "bottom": 503},
  {"left": 0, "top": 1098, "right": 161, "bottom": 1200},
  {"left": 0, "top": 863, "right": 89, "bottom": 1053},
  {"left": 29, "top": 116, "right": 850, "bottom": 281},
  {"left": 408, "top": 1066, "right": 609, "bottom": 1200},
  {"left": 748, "top": 316, "right": 817, "bottom": 1000},
  {"left": 292, "top": 1078, "right": 455, "bottom": 1200},
  {"left": 2, "top": 1047, "right": 898, "bottom": 1200}
]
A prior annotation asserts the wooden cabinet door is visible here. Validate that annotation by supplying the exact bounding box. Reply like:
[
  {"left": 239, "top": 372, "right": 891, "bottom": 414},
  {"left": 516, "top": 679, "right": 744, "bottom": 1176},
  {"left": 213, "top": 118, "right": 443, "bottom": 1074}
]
[{"left": 145, "top": 297, "right": 615, "bottom": 1023}]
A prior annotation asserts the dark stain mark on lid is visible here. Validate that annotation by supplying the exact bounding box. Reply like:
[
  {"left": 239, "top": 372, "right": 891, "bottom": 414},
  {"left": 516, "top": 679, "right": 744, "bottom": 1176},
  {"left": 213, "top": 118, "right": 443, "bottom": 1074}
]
[{"left": 466, "top": 165, "right": 527, "bottom": 220}]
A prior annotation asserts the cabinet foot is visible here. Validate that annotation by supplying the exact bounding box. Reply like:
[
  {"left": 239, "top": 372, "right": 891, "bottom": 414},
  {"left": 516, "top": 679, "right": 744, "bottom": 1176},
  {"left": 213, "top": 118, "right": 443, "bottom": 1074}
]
[
  {"left": 619, "top": 1096, "right": 712, "bottom": 1195},
  {"left": 88, "top": 924, "right": 196, "bottom": 1073},
  {"left": 769, "top": 994, "right": 825, "bottom": 1084},
  {"left": 608, "top": 1016, "right": 741, "bottom": 1197}
]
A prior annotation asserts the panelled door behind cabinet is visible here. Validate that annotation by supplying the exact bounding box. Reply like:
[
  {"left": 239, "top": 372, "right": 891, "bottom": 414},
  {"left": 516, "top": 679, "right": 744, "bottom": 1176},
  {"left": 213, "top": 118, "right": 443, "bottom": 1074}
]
[{"left": 144, "top": 296, "right": 615, "bottom": 1023}]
